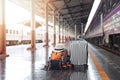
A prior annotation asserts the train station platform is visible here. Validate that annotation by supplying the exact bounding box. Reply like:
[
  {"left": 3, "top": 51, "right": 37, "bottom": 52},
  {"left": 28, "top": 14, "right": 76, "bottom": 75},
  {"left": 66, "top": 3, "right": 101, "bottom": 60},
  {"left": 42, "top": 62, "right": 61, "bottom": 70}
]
[
  {"left": 0, "top": 0, "right": 120, "bottom": 80},
  {"left": 0, "top": 41, "right": 120, "bottom": 80}
]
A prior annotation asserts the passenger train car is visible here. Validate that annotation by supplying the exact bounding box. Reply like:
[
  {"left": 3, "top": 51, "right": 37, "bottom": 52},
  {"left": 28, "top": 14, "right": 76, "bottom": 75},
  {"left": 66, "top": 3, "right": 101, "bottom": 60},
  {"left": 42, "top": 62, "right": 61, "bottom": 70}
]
[
  {"left": 6, "top": 24, "right": 43, "bottom": 46},
  {"left": 85, "top": 1, "right": 120, "bottom": 52}
]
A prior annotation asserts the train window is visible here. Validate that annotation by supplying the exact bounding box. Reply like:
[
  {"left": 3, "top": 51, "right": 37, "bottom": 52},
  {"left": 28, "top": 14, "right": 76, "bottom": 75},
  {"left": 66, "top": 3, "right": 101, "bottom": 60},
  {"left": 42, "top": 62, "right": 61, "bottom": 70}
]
[
  {"left": 6, "top": 29, "right": 8, "bottom": 33},
  {"left": 27, "top": 32, "right": 30, "bottom": 35},
  {"left": 27, "top": 32, "right": 29, "bottom": 35},
  {"left": 13, "top": 30, "right": 15, "bottom": 34},
  {"left": 16, "top": 31, "right": 18, "bottom": 34},
  {"left": 10, "top": 30, "right": 12, "bottom": 34}
]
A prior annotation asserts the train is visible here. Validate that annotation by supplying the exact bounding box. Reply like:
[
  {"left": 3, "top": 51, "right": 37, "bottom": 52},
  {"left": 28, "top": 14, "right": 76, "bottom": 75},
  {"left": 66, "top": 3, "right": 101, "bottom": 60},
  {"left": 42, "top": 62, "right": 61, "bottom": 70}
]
[
  {"left": 85, "top": 1, "right": 120, "bottom": 52},
  {"left": 6, "top": 24, "right": 43, "bottom": 46}
]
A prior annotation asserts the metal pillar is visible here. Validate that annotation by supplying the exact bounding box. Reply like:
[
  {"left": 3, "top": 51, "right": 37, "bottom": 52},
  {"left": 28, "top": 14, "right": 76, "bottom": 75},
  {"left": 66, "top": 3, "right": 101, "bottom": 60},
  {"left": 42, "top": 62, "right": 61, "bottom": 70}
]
[
  {"left": 101, "top": 14, "right": 103, "bottom": 34},
  {"left": 31, "top": 0, "right": 36, "bottom": 50},
  {"left": 62, "top": 19, "right": 64, "bottom": 43},
  {"left": 67, "top": 26, "right": 69, "bottom": 41},
  {"left": 53, "top": 10, "right": 56, "bottom": 47},
  {"left": 101, "top": 13, "right": 104, "bottom": 44},
  {"left": 63, "top": 20, "right": 65, "bottom": 43},
  {"left": 68, "top": 27, "right": 71, "bottom": 41},
  {"left": 65, "top": 25, "right": 67, "bottom": 42},
  {"left": 64, "top": 22, "right": 66, "bottom": 42},
  {"left": 81, "top": 23, "right": 83, "bottom": 38},
  {"left": 75, "top": 24, "right": 77, "bottom": 40},
  {"left": 66, "top": 26, "right": 69, "bottom": 41},
  {"left": 45, "top": 1, "right": 49, "bottom": 46},
  {"left": 58, "top": 15, "right": 61, "bottom": 43},
  {"left": 0, "top": 0, "right": 9, "bottom": 58}
]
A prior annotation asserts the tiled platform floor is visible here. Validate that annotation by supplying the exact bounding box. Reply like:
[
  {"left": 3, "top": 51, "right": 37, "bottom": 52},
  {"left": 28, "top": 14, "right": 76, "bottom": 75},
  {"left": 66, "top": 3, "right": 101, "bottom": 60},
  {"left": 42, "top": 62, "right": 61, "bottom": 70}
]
[{"left": 0, "top": 42, "right": 119, "bottom": 80}]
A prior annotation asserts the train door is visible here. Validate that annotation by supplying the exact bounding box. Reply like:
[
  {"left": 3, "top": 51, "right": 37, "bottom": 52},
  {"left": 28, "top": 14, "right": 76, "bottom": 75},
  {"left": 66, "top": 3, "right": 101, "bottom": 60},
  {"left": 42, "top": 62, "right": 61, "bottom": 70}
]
[
  {"left": 109, "top": 35, "right": 114, "bottom": 49},
  {"left": 116, "top": 34, "right": 120, "bottom": 51},
  {"left": 113, "top": 34, "right": 120, "bottom": 51},
  {"left": 109, "top": 34, "right": 120, "bottom": 51},
  {"left": 103, "top": 34, "right": 109, "bottom": 47}
]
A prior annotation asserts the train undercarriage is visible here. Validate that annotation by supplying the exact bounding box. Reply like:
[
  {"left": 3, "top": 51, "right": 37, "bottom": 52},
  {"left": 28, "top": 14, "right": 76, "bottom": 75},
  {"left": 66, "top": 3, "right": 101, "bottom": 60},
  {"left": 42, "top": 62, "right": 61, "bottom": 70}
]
[
  {"left": 6, "top": 40, "right": 43, "bottom": 46},
  {"left": 86, "top": 33, "right": 120, "bottom": 54}
]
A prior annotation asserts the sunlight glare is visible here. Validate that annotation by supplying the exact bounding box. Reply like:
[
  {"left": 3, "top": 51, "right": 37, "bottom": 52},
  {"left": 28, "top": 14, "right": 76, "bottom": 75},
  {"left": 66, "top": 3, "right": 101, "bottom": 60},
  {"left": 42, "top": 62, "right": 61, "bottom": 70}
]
[{"left": 5, "top": 0, "right": 31, "bottom": 26}]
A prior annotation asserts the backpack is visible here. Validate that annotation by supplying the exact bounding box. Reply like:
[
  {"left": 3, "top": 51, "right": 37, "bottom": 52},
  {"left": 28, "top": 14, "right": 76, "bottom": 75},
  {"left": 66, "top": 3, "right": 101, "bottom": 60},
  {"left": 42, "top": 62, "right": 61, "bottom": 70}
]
[{"left": 51, "top": 50, "right": 62, "bottom": 60}]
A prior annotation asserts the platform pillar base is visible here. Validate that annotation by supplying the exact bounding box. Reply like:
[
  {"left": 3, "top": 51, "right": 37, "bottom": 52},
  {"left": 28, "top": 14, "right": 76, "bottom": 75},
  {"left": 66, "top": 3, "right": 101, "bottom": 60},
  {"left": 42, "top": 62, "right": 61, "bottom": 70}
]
[
  {"left": 0, "top": 54, "right": 9, "bottom": 60},
  {"left": 27, "top": 47, "right": 37, "bottom": 51}
]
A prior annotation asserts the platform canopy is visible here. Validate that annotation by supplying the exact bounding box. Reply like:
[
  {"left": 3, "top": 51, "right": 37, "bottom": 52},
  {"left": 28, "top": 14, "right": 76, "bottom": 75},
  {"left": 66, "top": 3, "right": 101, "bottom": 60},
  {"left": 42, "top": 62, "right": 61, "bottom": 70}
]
[
  {"left": 19, "top": 20, "right": 42, "bottom": 28},
  {"left": 8, "top": 0, "right": 93, "bottom": 33}
]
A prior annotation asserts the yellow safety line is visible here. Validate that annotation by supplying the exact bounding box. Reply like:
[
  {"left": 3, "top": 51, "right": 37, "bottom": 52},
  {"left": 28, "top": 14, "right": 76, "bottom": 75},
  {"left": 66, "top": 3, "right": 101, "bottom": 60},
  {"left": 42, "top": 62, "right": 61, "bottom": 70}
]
[{"left": 88, "top": 49, "right": 110, "bottom": 80}]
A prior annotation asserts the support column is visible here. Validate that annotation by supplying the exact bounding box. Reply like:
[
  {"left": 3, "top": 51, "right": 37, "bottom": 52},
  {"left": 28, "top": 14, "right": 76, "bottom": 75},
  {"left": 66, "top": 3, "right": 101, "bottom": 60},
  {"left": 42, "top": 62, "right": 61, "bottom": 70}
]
[
  {"left": 81, "top": 23, "right": 83, "bottom": 38},
  {"left": 65, "top": 24, "right": 67, "bottom": 42},
  {"left": 67, "top": 26, "right": 69, "bottom": 41},
  {"left": 62, "top": 19, "right": 64, "bottom": 43},
  {"left": 68, "top": 27, "right": 71, "bottom": 41},
  {"left": 101, "top": 14, "right": 103, "bottom": 35},
  {"left": 75, "top": 24, "right": 77, "bottom": 40},
  {"left": 53, "top": 10, "right": 56, "bottom": 47},
  {"left": 63, "top": 20, "right": 65, "bottom": 43},
  {"left": 64, "top": 21, "right": 66, "bottom": 43},
  {"left": 45, "top": 0, "right": 49, "bottom": 46},
  {"left": 45, "top": 0, "right": 49, "bottom": 66},
  {"left": 66, "top": 26, "right": 69, "bottom": 41},
  {"left": 0, "top": 0, "right": 9, "bottom": 58},
  {"left": 58, "top": 15, "right": 61, "bottom": 43},
  {"left": 31, "top": 0, "right": 36, "bottom": 50}
]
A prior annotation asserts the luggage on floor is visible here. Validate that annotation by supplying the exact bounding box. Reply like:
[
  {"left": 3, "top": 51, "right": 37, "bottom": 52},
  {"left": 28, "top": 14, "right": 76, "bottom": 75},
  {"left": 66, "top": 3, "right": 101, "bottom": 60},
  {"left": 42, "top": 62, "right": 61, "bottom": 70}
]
[
  {"left": 50, "top": 60, "right": 62, "bottom": 70},
  {"left": 49, "top": 44, "right": 73, "bottom": 70},
  {"left": 69, "top": 39, "right": 88, "bottom": 66}
]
